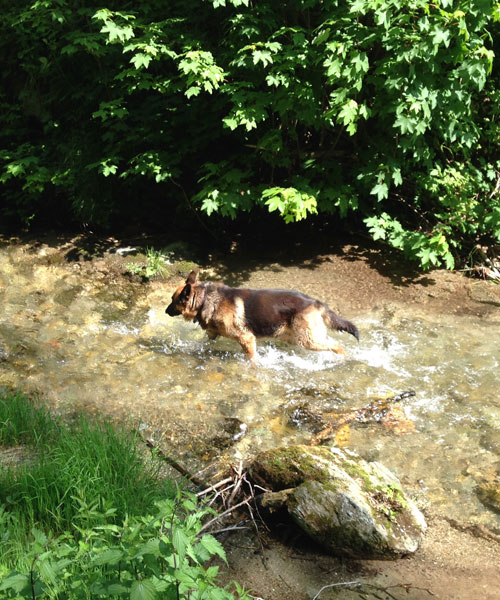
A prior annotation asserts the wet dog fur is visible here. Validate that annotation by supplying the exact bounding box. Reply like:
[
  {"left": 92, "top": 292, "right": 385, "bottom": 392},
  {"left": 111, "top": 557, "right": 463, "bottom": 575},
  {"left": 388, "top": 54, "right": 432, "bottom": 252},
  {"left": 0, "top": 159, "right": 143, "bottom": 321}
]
[{"left": 166, "top": 270, "right": 359, "bottom": 362}]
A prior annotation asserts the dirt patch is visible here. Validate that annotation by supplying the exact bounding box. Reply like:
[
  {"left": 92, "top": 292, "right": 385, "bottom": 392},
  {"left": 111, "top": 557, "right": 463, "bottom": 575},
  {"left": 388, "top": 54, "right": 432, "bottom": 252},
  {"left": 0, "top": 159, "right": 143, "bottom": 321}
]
[{"left": 219, "top": 512, "right": 500, "bottom": 600}]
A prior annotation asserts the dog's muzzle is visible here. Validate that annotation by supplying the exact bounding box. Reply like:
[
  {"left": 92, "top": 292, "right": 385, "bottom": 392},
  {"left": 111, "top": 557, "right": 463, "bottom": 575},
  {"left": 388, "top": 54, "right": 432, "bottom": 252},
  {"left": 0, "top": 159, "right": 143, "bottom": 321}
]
[{"left": 166, "top": 304, "right": 181, "bottom": 316}]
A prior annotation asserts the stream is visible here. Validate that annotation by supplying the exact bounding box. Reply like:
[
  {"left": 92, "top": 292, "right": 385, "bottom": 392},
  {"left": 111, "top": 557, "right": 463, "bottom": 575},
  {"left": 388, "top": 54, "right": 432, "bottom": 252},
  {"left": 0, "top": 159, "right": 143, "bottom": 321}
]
[{"left": 1, "top": 238, "right": 499, "bottom": 531}]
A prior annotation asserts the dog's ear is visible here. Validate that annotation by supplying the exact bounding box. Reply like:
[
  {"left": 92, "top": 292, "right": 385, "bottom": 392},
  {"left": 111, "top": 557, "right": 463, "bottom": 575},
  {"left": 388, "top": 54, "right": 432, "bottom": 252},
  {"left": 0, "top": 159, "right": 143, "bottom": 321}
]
[
  {"left": 186, "top": 270, "right": 198, "bottom": 284},
  {"left": 180, "top": 283, "right": 191, "bottom": 300}
]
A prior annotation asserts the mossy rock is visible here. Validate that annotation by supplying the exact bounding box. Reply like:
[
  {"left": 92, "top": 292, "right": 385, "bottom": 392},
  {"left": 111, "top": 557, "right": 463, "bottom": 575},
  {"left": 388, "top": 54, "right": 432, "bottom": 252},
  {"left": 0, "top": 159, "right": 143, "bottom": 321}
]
[
  {"left": 175, "top": 260, "right": 199, "bottom": 276},
  {"left": 162, "top": 241, "right": 200, "bottom": 261},
  {"left": 162, "top": 261, "right": 199, "bottom": 280},
  {"left": 250, "top": 445, "right": 332, "bottom": 490},
  {"left": 476, "top": 481, "right": 500, "bottom": 513},
  {"left": 250, "top": 445, "right": 426, "bottom": 559}
]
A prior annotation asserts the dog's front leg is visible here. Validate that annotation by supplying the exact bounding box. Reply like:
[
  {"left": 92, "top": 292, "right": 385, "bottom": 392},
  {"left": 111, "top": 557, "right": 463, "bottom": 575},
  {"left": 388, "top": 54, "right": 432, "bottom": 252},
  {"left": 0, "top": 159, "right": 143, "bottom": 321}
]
[
  {"left": 206, "top": 327, "right": 219, "bottom": 340},
  {"left": 238, "top": 333, "right": 257, "bottom": 363}
]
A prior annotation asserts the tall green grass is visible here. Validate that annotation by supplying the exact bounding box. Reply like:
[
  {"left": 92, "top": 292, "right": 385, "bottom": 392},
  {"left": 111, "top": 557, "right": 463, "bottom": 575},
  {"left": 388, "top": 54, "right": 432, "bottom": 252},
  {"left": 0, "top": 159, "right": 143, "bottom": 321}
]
[
  {"left": 0, "top": 390, "right": 174, "bottom": 568},
  {"left": 0, "top": 389, "right": 58, "bottom": 446}
]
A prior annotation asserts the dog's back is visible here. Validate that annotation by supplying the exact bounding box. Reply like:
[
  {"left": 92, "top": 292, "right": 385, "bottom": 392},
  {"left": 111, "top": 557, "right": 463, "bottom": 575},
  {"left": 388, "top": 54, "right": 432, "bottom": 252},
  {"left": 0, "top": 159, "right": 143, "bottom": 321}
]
[{"left": 236, "top": 288, "right": 313, "bottom": 337}]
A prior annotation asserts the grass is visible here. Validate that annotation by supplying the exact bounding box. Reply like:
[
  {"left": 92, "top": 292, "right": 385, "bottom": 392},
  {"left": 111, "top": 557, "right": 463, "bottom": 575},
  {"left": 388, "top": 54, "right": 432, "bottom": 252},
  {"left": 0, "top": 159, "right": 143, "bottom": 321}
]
[
  {"left": 0, "top": 390, "right": 174, "bottom": 568},
  {"left": 0, "top": 389, "right": 58, "bottom": 446},
  {"left": 0, "top": 392, "right": 249, "bottom": 599},
  {"left": 125, "top": 246, "right": 168, "bottom": 279}
]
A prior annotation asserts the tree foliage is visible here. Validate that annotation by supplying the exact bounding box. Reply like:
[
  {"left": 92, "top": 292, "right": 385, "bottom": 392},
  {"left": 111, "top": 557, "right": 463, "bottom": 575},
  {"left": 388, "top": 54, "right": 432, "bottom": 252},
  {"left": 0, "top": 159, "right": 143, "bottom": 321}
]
[{"left": 1, "top": 0, "right": 499, "bottom": 268}]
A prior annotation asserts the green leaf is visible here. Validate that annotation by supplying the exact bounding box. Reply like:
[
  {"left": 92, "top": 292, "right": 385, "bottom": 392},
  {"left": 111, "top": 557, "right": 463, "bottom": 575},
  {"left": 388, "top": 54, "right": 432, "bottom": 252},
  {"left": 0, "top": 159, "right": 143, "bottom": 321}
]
[
  {"left": 350, "top": 0, "right": 367, "bottom": 14},
  {"left": 444, "top": 252, "right": 455, "bottom": 269},
  {"left": 136, "top": 539, "right": 161, "bottom": 557},
  {"left": 338, "top": 99, "right": 357, "bottom": 126},
  {"left": 173, "top": 569, "right": 196, "bottom": 584},
  {"left": 200, "top": 535, "right": 227, "bottom": 562},
  {"left": 131, "top": 53, "right": 152, "bottom": 69},
  {"left": 392, "top": 168, "right": 403, "bottom": 186},
  {"left": 352, "top": 52, "right": 369, "bottom": 74},
  {"left": 265, "top": 195, "right": 284, "bottom": 213},
  {"left": 432, "top": 27, "right": 450, "bottom": 48},
  {"left": 370, "top": 181, "right": 389, "bottom": 201},
  {"left": 131, "top": 579, "right": 157, "bottom": 600},
  {"left": 91, "top": 548, "right": 124, "bottom": 566},
  {"left": 252, "top": 49, "right": 273, "bottom": 67},
  {"left": 108, "top": 583, "right": 130, "bottom": 594},
  {"left": 0, "top": 573, "right": 30, "bottom": 593},
  {"left": 38, "top": 558, "right": 57, "bottom": 585},
  {"left": 32, "top": 527, "right": 48, "bottom": 547},
  {"left": 201, "top": 196, "right": 220, "bottom": 216},
  {"left": 186, "top": 86, "right": 201, "bottom": 99},
  {"left": 172, "top": 527, "right": 189, "bottom": 561},
  {"left": 394, "top": 114, "right": 414, "bottom": 135},
  {"left": 99, "top": 21, "right": 135, "bottom": 44}
]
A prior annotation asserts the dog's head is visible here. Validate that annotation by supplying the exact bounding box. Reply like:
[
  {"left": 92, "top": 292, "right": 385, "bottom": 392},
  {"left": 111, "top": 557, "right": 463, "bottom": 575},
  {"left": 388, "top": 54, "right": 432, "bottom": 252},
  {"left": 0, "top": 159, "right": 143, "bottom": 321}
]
[{"left": 166, "top": 270, "right": 202, "bottom": 321}]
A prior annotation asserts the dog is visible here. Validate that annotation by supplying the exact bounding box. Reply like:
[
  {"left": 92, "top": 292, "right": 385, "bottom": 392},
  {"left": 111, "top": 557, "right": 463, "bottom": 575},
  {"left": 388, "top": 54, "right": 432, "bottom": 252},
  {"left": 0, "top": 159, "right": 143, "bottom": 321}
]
[{"left": 166, "top": 270, "right": 359, "bottom": 362}]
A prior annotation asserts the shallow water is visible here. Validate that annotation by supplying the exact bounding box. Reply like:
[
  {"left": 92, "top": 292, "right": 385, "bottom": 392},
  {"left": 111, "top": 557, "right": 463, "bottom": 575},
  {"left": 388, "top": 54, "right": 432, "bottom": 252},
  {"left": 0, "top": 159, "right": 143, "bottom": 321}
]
[{"left": 1, "top": 242, "right": 499, "bottom": 528}]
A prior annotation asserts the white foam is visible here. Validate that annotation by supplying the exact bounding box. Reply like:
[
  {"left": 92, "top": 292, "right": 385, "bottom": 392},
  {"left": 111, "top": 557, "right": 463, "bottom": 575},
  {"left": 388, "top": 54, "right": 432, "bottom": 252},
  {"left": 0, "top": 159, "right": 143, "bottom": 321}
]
[
  {"left": 352, "top": 329, "right": 411, "bottom": 376},
  {"left": 256, "top": 344, "right": 342, "bottom": 372}
]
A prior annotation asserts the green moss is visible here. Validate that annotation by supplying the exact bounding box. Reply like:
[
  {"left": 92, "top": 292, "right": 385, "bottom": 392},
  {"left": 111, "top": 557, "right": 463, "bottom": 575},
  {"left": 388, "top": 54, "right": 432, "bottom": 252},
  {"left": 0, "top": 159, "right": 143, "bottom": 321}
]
[
  {"left": 160, "top": 260, "right": 199, "bottom": 281},
  {"left": 175, "top": 260, "right": 198, "bottom": 275},
  {"left": 251, "top": 446, "right": 331, "bottom": 490},
  {"left": 477, "top": 482, "right": 500, "bottom": 512},
  {"left": 340, "top": 458, "right": 376, "bottom": 491},
  {"left": 382, "top": 483, "right": 408, "bottom": 510}
]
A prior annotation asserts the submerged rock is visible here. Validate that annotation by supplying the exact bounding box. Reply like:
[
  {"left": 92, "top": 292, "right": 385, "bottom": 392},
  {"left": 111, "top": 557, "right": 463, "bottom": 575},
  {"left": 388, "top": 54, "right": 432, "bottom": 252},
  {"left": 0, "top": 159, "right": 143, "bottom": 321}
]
[
  {"left": 476, "top": 480, "right": 500, "bottom": 513},
  {"left": 250, "top": 445, "right": 426, "bottom": 559}
]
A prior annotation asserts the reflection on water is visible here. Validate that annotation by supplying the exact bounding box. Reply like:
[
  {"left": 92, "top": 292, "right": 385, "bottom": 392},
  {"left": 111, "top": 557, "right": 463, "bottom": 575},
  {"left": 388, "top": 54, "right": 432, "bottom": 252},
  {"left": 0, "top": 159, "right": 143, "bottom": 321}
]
[{"left": 1, "top": 243, "right": 500, "bottom": 528}]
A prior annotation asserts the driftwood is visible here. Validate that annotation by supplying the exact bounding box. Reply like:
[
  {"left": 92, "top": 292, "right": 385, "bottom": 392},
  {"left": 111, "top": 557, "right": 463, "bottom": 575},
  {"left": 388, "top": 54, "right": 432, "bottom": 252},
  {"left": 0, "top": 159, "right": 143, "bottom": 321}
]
[
  {"left": 143, "top": 437, "right": 206, "bottom": 486},
  {"left": 460, "top": 244, "right": 500, "bottom": 280},
  {"left": 445, "top": 517, "right": 500, "bottom": 544},
  {"left": 140, "top": 435, "right": 264, "bottom": 543},
  {"left": 309, "top": 390, "right": 416, "bottom": 446}
]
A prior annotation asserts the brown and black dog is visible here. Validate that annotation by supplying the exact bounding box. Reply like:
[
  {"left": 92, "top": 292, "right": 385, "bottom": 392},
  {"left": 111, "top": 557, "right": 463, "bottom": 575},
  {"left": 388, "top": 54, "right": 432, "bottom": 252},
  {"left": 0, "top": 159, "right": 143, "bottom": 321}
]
[{"left": 166, "top": 271, "right": 359, "bottom": 362}]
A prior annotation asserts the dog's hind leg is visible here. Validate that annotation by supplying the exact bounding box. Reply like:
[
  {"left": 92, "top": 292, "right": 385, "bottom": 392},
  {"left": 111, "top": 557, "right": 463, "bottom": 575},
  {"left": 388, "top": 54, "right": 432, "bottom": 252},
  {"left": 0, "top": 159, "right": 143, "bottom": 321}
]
[
  {"left": 292, "top": 309, "right": 346, "bottom": 356},
  {"left": 301, "top": 338, "right": 346, "bottom": 355}
]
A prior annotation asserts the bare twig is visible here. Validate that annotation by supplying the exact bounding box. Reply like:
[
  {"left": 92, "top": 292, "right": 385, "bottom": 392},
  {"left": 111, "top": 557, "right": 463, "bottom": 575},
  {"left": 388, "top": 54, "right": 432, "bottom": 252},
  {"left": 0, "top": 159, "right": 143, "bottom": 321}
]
[
  {"left": 244, "top": 492, "right": 267, "bottom": 562},
  {"left": 198, "top": 498, "right": 251, "bottom": 534},
  {"left": 312, "top": 581, "right": 361, "bottom": 600},
  {"left": 207, "top": 483, "right": 239, "bottom": 508},
  {"left": 489, "top": 170, "right": 500, "bottom": 199},
  {"left": 196, "top": 477, "right": 234, "bottom": 497},
  {"left": 209, "top": 525, "right": 250, "bottom": 536},
  {"left": 243, "top": 473, "right": 270, "bottom": 533},
  {"left": 30, "top": 555, "right": 39, "bottom": 600},
  {"left": 227, "top": 461, "right": 244, "bottom": 505},
  {"left": 170, "top": 178, "right": 219, "bottom": 241}
]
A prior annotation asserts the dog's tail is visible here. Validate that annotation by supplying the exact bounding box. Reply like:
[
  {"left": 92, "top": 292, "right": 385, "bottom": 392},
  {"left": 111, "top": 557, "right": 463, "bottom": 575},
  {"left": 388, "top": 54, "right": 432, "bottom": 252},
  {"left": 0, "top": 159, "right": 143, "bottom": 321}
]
[{"left": 324, "top": 307, "right": 359, "bottom": 341}]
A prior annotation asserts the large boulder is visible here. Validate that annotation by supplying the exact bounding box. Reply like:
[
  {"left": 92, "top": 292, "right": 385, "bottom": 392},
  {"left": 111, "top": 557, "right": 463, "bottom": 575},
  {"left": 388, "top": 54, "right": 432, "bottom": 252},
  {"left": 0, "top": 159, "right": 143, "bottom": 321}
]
[{"left": 250, "top": 445, "right": 426, "bottom": 559}]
